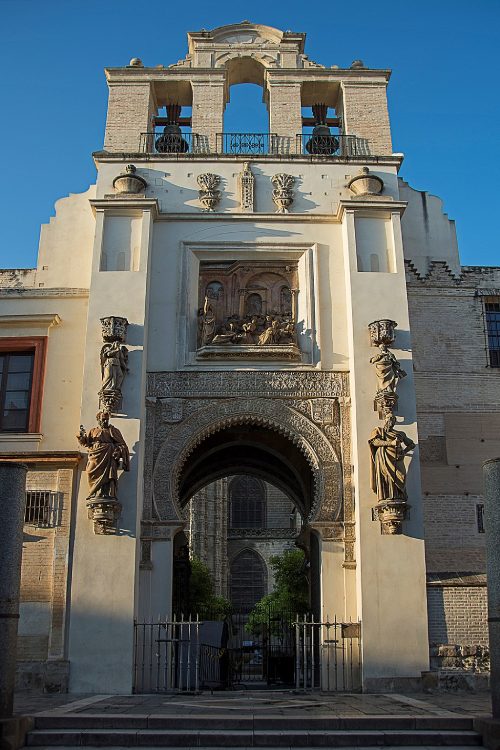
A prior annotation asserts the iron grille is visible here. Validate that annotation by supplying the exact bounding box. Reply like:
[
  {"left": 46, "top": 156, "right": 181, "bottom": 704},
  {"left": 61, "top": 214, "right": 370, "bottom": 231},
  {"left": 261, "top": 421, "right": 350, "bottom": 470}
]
[
  {"left": 216, "top": 133, "right": 279, "bottom": 155},
  {"left": 24, "top": 491, "right": 61, "bottom": 528},
  {"left": 139, "top": 132, "right": 209, "bottom": 154}
]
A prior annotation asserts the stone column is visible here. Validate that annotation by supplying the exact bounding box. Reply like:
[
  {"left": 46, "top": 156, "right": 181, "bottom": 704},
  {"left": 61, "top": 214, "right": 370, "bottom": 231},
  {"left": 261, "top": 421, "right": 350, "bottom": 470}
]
[
  {"left": 0, "top": 462, "right": 27, "bottom": 718},
  {"left": 483, "top": 458, "right": 500, "bottom": 717}
]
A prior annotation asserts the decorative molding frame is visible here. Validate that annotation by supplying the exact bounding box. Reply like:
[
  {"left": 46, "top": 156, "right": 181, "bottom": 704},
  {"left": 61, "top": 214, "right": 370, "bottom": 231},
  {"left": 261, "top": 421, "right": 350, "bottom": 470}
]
[{"left": 177, "top": 241, "right": 321, "bottom": 369}]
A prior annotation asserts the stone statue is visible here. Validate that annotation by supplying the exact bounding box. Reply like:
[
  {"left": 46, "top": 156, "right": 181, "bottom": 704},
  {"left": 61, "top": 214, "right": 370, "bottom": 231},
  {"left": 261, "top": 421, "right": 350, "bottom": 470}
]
[
  {"left": 369, "top": 344, "right": 406, "bottom": 393},
  {"left": 100, "top": 341, "right": 128, "bottom": 394},
  {"left": 368, "top": 414, "right": 415, "bottom": 503},
  {"left": 77, "top": 411, "right": 130, "bottom": 500}
]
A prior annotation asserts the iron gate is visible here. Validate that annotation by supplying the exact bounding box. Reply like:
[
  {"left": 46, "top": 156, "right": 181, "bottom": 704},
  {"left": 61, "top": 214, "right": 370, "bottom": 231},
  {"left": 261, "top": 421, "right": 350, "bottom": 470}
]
[{"left": 133, "top": 613, "right": 361, "bottom": 692}]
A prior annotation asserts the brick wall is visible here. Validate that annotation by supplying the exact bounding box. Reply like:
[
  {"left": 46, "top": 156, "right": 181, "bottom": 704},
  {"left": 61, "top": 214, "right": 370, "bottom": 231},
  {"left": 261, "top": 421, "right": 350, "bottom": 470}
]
[
  {"left": 104, "top": 83, "right": 155, "bottom": 152},
  {"left": 340, "top": 81, "right": 392, "bottom": 155},
  {"left": 407, "top": 262, "right": 500, "bottom": 660}
]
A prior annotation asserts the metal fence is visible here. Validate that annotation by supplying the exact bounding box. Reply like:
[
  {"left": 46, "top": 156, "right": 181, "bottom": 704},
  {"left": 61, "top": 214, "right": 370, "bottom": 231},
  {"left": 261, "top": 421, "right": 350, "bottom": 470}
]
[
  {"left": 139, "top": 131, "right": 367, "bottom": 157},
  {"left": 295, "top": 615, "right": 362, "bottom": 692},
  {"left": 134, "top": 614, "right": 361, "bottom": 693}
]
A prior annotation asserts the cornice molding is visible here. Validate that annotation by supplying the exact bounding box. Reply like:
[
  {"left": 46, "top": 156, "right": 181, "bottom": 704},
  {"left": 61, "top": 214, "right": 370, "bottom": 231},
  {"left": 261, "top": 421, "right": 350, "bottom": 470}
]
[{"left": 0, "top": 313, "right": 61, "bottom": 328}]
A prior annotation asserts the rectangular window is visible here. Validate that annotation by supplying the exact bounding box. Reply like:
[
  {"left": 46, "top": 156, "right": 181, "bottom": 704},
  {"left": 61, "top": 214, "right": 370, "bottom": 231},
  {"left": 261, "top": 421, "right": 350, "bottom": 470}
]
[
  {"left": 485, "top": 300, "right": 500, "bottom": 367},
  {"left": 0, "top": 338, "right": 46, "bottom": 432},
  {"left": 24, "top": 491, "right": 61, "bottom": 528},
  {"left": 477, "top": 503, "right": 485, "bottom": 534},
  {"left": 0, "top": 351, "right": 34, "bottom": 431}
]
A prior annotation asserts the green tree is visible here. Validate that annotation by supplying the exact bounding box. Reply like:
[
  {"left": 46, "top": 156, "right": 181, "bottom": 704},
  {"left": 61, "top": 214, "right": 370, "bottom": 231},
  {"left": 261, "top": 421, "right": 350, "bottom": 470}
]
[
  {"left": 188, "top": 556, "right": 231, "bottom": 619},
  {"left": 247, "top": 549, "right": 309, "bottom": 635}
]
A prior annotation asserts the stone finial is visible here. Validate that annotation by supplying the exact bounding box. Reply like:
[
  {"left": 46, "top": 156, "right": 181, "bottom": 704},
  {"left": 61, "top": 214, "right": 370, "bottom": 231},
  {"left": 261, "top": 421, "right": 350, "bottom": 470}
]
[
  {"left": 112, "top": 164, "right": 147, "bottom": 194},
  {"left": 271, "top": 173, "right": 295, "bottom": 213},
  {"left": 197, "top": 173, "right": 221, "bottom": 211},
  {"left": 238, "top": 162, "right": 255, "bottom": 212},
  {"left": 350, "top": 59, "right": 365, "bottom": 69},
  {"left": 129, "top": 58, "right": 143, "bottom": 67},
  {"left": 348, "top": 167, "right": 384, "bottom": 196}
]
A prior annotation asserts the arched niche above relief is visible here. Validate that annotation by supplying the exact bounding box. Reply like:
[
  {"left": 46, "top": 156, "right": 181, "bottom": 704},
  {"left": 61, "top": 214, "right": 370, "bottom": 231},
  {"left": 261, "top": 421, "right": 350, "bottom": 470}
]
[{"left": 197, "top": 259, "right": 300, "bottom": 360}]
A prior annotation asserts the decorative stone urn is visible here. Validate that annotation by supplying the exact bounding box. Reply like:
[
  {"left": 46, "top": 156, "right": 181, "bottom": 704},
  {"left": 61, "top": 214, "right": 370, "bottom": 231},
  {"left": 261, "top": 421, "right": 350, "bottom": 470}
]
[
  {"left": 197, "top": 173, "right": 221, "bottom": 211},
  {"left": 271, "top": 173, "right": 295, "bottom": 213},
  {"left": 368, "top": 319, "right": 397, "bottom": 347},
  {"left": 375, "top": 499, "right": 408, "bottom": 535},
  {"left": 112, "top": 164, "right": 147, "bottom": 194},
  {"left": 348, "top": 167, "right": 384, "bottom": 197}
]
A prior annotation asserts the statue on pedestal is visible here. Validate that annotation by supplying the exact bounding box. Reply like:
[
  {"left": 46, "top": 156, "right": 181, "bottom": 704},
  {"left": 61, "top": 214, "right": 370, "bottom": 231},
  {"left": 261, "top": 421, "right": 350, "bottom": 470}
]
[{"left": 77, "top": 411, "right": 130, "bottom": 534}]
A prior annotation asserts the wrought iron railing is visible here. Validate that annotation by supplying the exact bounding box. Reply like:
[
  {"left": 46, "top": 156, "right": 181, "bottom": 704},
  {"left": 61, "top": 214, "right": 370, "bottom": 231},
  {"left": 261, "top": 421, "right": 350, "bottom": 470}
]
[
  {"left": 216, "top": 132, "right": 280, "bottom": 155},
  {"left": 295, "top": 614, "right": 361, "bottom": 692},
  {"left": 139, "top": 132, "right": 210, "bottom": 154},
  {"left": 139, "top": 131, "right": 367, "bottom": 157}
]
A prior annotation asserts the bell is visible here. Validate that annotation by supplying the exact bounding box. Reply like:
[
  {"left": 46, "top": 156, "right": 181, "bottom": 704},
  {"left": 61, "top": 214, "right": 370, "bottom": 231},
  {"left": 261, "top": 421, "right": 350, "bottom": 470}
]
[
  {"left": 305, "top": 103, "right": 339, "bottom": 155},
  {"left": 155, "top": 104, "right": 189, "bottom": 153}
]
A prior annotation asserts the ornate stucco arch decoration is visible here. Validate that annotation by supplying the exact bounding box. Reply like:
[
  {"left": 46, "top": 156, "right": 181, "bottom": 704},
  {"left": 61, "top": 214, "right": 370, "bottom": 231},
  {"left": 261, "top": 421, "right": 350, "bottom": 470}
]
[{"left": 152, "top": 398, "right": 342, "bottom": 525}]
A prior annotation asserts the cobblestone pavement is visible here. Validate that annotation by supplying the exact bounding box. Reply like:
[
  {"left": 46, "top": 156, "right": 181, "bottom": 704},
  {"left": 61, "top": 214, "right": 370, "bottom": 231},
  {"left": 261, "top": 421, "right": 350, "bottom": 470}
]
[{"left": 13, "top": 689, "right": 492, "bottom": 718}]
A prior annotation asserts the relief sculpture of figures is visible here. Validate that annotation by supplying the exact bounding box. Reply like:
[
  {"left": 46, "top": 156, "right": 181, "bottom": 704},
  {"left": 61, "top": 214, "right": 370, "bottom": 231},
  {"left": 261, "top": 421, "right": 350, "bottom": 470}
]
[
  {"left": 77, "top": 411, "right": 130, "bottom": 534},
  {"left": 368, "top": 414, "right": 415, "bottom": 534}
]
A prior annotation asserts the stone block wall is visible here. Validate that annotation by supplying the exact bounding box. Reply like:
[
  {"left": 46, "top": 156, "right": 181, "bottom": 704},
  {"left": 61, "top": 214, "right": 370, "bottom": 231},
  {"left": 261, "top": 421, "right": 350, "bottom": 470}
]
[
  {"left": 16, "top": 465, "right": 75, "bottom": 692},
  {"left": 104, "top": 83, "right": 156, "bottom": 153}
]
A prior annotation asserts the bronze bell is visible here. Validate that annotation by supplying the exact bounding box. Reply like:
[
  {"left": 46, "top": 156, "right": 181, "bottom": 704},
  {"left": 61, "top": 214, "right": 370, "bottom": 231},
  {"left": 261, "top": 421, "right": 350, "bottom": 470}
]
[
  {"left": 305, "top": 103, "right": 339, "bottom": 156},
  {"left": 155, "top": 104, "right": 189, "bottom": 153}
]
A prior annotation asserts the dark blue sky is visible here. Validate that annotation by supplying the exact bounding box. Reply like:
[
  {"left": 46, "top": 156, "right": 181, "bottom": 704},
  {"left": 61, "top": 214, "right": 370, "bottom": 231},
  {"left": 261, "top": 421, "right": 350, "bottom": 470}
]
[{"left": 1, "top": 0, "right": 498, "bottom": 268}]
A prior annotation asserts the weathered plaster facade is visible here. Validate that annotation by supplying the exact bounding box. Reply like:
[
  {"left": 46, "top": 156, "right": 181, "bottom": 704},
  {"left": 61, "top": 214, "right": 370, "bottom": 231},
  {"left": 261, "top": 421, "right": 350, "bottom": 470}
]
[{"left": 0, "top": 21, "right": 496, "bottom": 693}]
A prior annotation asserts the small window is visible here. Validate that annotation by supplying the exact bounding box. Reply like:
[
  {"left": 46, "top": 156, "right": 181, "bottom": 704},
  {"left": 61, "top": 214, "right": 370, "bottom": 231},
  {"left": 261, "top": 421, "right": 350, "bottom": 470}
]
[
  {"left": 477, "top": 503, "right": 485, "bottom": 534},
  {"left": 230, "top": 475, "right": 266, "bottom": 528},
  {"left": 24, "top": 491, "right": 61, "bottom": 528},
  {"left": 485, "top": 300, "right": 500, "bottom": 367}
]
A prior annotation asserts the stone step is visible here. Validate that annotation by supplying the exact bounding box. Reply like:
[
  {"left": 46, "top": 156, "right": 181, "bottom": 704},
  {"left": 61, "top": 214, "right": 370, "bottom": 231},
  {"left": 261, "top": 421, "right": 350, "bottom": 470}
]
[
  {"left": 25, "top": 728, "right": 483, "bottom": 747},
  {"left": 32, "top": 715, "right": 476, "bottom": 732}
]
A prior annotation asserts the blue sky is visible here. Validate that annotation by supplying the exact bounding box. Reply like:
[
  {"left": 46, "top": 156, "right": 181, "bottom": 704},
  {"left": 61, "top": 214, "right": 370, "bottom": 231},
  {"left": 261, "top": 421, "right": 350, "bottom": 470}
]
[{"left": 1, "top": 0, "right": 498, "bottom": 268}]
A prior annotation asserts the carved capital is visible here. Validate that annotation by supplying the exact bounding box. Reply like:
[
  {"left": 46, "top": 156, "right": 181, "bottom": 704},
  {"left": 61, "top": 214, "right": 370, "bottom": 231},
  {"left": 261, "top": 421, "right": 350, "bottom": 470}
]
[
  {"left": 368, "top": 319, "right": 397, "bottom": 347},
  {"left": 86, "top": 498, "right": 122, "bottom": 535},
  {"left": 373, "top": 499, "right": 409, "bottom": 535},
  {"left": 100, "top": 316, "right": 129, "bottom": 343}
]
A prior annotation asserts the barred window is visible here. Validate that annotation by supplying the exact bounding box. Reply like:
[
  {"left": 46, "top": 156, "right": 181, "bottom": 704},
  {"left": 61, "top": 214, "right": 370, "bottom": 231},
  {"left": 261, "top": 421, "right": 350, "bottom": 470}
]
[
  {"left": 230, "top": 475, "right": 266, "bottom": 528},
  {"left": 485, "top": 299, "right": 500, "bottom": 367},
  {"left": 230, "top": 550, "right": 267, "bottom": 611},
  {"left": 24, "top": 491, "right": 61, "bottom": 528},
  {"left": 477, "top": 503, "right": 485, "bottom": 534}
]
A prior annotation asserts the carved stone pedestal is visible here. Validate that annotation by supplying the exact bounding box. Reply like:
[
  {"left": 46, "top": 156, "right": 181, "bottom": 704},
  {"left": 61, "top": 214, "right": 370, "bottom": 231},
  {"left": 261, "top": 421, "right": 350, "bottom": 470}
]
[
  {"left": 86, "top": 498, "right": 122, "bottom": 535},
  {"left": 374, "top": 498, "right": 408, "bottom": 535},
  {"left": 374, "top": 389, "right": 398, "bottom": 417}
]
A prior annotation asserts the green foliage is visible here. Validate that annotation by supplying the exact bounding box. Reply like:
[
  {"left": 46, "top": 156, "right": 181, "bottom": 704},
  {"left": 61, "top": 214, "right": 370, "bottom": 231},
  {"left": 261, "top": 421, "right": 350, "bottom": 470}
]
[
  {"left": 246, "top": 549, "right": 309, "bottom": 635},
  {"left": 188, "top": 556, "right": 231, "bottom": 619}
]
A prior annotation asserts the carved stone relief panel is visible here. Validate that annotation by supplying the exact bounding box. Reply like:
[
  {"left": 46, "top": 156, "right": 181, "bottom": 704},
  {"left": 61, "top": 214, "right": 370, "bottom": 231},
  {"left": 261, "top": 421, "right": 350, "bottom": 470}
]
[{"left": 197, "top": 259, "right": 300, "bottom": 360}]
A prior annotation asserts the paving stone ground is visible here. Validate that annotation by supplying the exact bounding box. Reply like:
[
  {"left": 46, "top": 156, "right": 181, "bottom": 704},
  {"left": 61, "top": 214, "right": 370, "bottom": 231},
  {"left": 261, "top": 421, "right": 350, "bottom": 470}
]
[{"left": 13, "top": 689, "right": 493, "bottom": 719}]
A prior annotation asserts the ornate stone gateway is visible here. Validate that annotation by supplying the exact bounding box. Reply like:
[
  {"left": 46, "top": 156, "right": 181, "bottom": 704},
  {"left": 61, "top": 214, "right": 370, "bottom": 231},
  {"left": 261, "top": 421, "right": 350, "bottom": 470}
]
[{"left": 142, "top": 370, "right": 354, "bottom": 582}]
